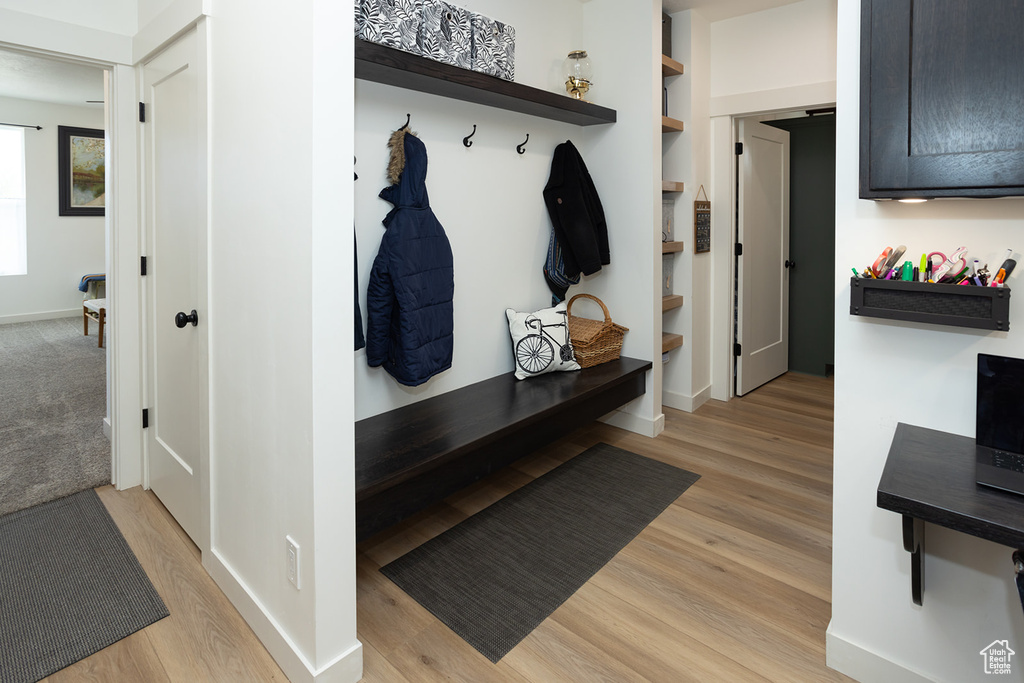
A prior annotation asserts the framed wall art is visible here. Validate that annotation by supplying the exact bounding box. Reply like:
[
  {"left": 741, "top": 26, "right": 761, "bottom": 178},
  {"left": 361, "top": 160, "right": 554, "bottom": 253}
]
[{"left": 58, "top": 125, "right": 105, "bottom": 216}]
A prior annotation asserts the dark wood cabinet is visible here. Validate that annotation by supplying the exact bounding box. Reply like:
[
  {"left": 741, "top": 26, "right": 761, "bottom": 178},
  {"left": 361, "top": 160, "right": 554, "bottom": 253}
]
[{"left": 860, "top": 0, "right": 1024, "bottom": 199}]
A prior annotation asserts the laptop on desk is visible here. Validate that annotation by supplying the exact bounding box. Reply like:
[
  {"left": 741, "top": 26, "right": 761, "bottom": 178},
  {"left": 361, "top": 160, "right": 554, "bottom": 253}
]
[{"left": 977, "top": 353, "right": 1024, "bottom": 496}]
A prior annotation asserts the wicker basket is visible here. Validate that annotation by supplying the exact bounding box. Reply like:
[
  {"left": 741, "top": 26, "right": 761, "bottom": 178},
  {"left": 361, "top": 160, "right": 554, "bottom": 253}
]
[{"left": 566, "top": 293, "right": 628, "bottom": 368}]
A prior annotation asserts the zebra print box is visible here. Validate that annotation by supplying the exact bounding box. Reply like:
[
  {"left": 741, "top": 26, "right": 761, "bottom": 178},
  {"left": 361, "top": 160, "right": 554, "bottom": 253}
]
[
  {"left": 418, "top": 1, "right": 472, "bottom": 70},
  {"left": 471, "top": 12, "right": 515, "bottom": 81},
  {"left": 356, "top": 0, "right": 422, "bottom": 56}
]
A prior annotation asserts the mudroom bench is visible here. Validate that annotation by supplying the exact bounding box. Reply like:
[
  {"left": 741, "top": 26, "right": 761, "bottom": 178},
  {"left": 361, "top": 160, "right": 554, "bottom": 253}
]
[{"left": 355, "top": 356, "right": 652, "bottom": 542}]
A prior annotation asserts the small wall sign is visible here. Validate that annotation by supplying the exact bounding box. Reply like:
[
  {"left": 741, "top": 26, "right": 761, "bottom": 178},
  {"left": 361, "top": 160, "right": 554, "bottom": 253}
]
[{"left": 694, "top": 184, "right": 710, "bottom": 254}]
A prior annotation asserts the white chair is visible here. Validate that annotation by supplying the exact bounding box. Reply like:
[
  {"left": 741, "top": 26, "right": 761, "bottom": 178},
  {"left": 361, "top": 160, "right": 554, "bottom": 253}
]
[{"left": 83, "top": 298, "right": 107, "bottom": 348}]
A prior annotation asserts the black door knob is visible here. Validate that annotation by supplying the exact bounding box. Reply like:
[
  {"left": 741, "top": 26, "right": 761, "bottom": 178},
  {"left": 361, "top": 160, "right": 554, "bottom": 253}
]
[
  {"left": 175, "top": 310, "right": 198, "bottom": 328},
  {"left": 785, "top": 259, "right": 796, "bottom": 269}
]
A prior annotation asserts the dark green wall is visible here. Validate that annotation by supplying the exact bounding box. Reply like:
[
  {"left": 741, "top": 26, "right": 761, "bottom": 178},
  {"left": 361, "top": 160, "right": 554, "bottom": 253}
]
[{"left": 766, "top": 115, "right": 836, "bottom": 377}]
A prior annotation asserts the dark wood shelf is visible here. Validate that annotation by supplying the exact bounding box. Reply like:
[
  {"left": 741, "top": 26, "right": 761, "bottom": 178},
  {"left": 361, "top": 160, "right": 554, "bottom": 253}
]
[
  {"left": 355, "top": 40, "right": 617, "bottom": 126},
  {"left": 878, "top": 423, "right": 1024, "bottom": 604}
]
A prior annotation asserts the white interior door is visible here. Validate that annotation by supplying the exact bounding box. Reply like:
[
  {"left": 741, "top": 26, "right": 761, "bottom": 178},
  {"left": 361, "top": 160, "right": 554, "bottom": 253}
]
[
  {"left": 143, "top": 27, "right": 208, "bottom": 549},
  {"left": 736, "top": 119, "right": 790, "bottom": 396}
]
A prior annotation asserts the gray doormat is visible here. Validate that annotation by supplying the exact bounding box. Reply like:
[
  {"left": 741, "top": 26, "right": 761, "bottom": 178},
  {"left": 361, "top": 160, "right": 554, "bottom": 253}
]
[
  {"left": 0, "top": 489, "right": 169, "bottom": 683},
  {"left": 381, "top": 442, "right": 700, "bottom": 662}
]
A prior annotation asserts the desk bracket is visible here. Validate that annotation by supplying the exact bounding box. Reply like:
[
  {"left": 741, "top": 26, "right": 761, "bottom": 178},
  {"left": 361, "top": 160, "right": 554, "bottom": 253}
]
[{"left": 903, "top": 515, "right": 925, "bottom": 605}]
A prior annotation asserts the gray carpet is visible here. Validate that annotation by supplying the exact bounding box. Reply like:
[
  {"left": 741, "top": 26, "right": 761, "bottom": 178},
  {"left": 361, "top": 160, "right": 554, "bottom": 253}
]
[
  {"left": 0, "top": 317, "right": 110, "bottom": 517},
  {"left": 380, "top": 442, "right": 701, "bottom": 662},
  {"left": 0, "top": 489, "right": 168, "bottom": 683}
]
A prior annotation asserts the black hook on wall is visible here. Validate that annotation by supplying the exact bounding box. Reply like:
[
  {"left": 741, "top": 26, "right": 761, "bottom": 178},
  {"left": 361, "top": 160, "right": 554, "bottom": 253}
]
[
  {"left": 400, "top": 113, "right": 410, "bottom": 130},
  {"left": 463, "top": 124, "right": 477, "bottom": 148},
  {"left": 517, "top": 133, "right": 529, "bottom": 155}
]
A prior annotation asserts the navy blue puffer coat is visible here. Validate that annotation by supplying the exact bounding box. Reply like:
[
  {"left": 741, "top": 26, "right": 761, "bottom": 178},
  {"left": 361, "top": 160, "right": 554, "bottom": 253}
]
[{"left": 365, "top": 130, "right": 454, "bottom": 386}]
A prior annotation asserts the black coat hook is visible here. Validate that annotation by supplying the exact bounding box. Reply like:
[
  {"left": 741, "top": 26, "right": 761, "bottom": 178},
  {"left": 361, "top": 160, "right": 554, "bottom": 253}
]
[
  {"left": 400, "top": 113, "right": 410, "bottom": 130},
  {"left": 517, "top": 133, "right": 529, "bottom": 155},
  {"left": 463, "top": 124, "right": 477, "bottom": 148}
]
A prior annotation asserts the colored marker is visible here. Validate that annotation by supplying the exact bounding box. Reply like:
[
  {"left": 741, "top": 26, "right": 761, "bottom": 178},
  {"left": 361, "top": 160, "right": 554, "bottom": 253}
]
[{"left": 991, "top": 259, "right": 1017, "bottom": 286}]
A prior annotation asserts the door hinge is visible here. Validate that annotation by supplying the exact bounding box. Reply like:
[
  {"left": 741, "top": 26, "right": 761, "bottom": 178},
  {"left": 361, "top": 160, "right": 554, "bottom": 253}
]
[
  {"left": 139, "top": 102, "right": 146, "bottom": 123},
  {"left": 735, "top": 243, "right": 743, "bottom": 256},
  {"left": 735, "top": 142, "right": 743, "bottom": 155},
  {"left": 141, "top": 256, "right": 148, "bottom": 276},
  {"left": 142, "top": 408, "right": 149, "bottom": 428},
  {"left": 734, "top": 343, "right": 742, "bottom": 357}
]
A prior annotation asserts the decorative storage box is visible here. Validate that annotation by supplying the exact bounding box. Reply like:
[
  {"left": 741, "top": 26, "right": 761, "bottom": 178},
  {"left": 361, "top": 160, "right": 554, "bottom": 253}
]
[
  {"left": 471, "top": 12, "right": 515, "bottom": 81},
  {"left": 356, "top": 0, "right": 423, "bottom": 56},
  {"left": 418, "top": 1, "right": 472, "bottom": 70}
]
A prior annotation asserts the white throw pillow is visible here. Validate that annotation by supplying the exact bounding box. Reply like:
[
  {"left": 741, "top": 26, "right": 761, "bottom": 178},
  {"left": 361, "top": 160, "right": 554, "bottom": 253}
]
[{"left": 506, "top": 302, "right": 581, "bottom": 380}]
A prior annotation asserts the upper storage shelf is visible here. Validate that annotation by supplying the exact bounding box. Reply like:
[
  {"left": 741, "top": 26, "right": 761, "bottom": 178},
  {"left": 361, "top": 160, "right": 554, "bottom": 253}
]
[{"left": 355, "top": 40, "right": 617, "bottom": 127}]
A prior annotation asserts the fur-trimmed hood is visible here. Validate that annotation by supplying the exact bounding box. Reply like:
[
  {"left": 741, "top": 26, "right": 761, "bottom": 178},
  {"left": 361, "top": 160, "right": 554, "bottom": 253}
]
[{"left": 379, "top": 127, "right": 429, "bottom": 214}]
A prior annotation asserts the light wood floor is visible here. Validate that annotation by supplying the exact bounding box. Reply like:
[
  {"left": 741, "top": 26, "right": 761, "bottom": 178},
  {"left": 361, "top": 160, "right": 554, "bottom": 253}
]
[
  {"left": 357, "top": 372, "right": 853, "bottom": 683},
  {"left": 41, "top": 486, "right": 287, "bottom": 682},
  {"left": 43, "top": 372, "right": 848, "bottom": 682}
]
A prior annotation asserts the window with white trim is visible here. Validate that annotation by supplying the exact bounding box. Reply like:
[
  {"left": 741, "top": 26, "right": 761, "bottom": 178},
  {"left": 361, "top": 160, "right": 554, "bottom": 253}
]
[{"left": 0, "top": 127, "right": 27, "bottom": 276}]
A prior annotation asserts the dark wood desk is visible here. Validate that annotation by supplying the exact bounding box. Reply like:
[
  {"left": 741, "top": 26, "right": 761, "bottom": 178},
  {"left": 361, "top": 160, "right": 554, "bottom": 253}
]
[{"left": 877, "top": 423, "right": 1024, "bottom": 604}]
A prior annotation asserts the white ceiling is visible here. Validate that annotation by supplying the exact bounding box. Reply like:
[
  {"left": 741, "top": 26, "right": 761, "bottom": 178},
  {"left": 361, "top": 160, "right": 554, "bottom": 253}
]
[
  {"left": 662, "top": 0, "right": 802, "bottom": 22},
  {"left": 0, "top": 48, "right": 105, "bottom": 108}
]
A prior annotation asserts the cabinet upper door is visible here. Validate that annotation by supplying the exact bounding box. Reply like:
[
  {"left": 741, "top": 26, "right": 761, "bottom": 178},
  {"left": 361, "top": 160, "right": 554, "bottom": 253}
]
[{"left": 860, "top": 0, "right": 1024, "bottom": 198}]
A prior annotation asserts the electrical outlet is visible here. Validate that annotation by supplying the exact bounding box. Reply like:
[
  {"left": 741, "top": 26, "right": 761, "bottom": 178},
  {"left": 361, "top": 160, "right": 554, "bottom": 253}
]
[{"left": 286, "top": 536, "right": 300, "bottom": 590}]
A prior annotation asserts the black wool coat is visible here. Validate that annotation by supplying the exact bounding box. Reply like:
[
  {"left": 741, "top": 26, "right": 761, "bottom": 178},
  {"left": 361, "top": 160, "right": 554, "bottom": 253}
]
[{"left": 542, "top": 140, "right": 610, "bottom": 278}]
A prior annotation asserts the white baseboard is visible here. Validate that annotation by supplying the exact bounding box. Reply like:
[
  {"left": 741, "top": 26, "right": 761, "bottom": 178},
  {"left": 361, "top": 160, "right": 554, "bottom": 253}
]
[
  {"left": 0, "top": 308, "right": 80, "bottom": 325},
  {"left": 205, "top": 548, "right": 363, "bottom": 683},
  {"left": 826, "top": 625, "right": 932, "bottom": 683},
  {"left": 601, "top": 408, "right": 665, "bottom": 438},
  {"left": 662, "top": 384, "right": 712, "bottom": 413}
]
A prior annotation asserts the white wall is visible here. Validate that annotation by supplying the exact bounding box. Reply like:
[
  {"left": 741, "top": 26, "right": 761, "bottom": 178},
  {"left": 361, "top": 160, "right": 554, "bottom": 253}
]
[
  {"left": 137, "top": 0, "right": 175, "bottom": 30},
  {"left": 579, "top": 0, "right": 661, "bottom": 434},
  {"left": 662, "top": 9, "right": 713, "bottom": 412},
  {"left": 0, "top": 96, "right": 105, "bottom": 323},
  {"left": 205, "top": 2, "right": 359, "bottom": 681},
  {"left": 827, "top": 1, "right": 1024, "bottom": 681},
  {"left": 710, "top": 0, "right": 836, "bottom": 100},
  {"left": 0, "top": 0, "right": 136, "bottom": 36},
  {"left": 705, "top": 0, "right": 837, "bottom": 402},
  {"left": 355, "top": 0, "right": 662, "bottom": 435}
]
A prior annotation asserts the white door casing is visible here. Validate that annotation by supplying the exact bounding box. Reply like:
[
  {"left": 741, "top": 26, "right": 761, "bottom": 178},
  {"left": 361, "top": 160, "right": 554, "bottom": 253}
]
[
  {"left": 736, "top": 119, "right": 790, "bottom": 396},
  {"left": 142, "top": 26, "right": 209, "bottom": 550}
]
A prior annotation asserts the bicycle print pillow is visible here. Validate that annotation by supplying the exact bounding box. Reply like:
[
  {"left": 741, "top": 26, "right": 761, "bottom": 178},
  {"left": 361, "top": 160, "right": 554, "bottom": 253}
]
[{"left": 506, "top": 301, "right": 581, "bottom": 380}]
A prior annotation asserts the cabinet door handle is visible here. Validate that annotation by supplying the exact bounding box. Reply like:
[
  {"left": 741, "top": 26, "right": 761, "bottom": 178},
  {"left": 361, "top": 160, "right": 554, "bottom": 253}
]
[{"left": 785, "top": 260, "right": 796, "bottom": 269}]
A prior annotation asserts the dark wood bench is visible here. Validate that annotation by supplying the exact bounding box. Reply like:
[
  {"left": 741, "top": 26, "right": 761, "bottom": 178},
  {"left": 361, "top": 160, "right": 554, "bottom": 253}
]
[{"left": 355, "top": 356, "right": 652, "bottom": 542}]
